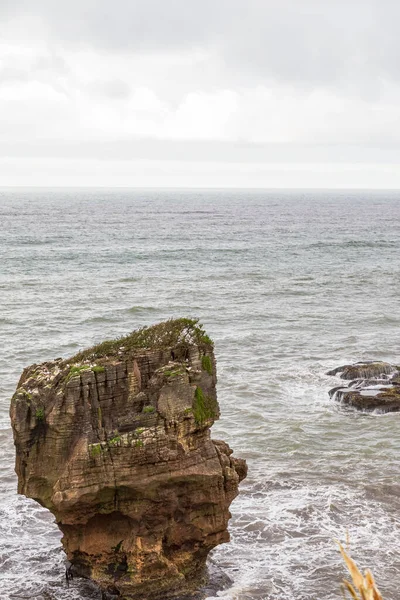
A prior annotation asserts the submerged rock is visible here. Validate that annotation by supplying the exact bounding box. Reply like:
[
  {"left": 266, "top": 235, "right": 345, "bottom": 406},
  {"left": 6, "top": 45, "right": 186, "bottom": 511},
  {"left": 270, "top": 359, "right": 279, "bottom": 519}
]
[
  {"left": 327, "top": 361, "right": 400, "bottom": 412},
  {"left": 10, "top": 319, "right": 247, "bottom": 599}
]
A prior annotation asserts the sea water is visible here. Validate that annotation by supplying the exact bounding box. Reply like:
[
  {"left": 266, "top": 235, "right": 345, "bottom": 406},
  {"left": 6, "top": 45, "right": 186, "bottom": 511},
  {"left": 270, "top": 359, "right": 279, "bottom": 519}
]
[{"left": 1, "top": 189, "right": 400, "bottom": 600}]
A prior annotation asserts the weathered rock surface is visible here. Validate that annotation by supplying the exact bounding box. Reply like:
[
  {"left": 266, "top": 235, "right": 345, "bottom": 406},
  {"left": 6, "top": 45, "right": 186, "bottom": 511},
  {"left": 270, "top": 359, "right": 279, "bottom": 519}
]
[
  {"left": 10, "top": 319, "right": 247, "bottom": 599},
  {"left": 327, "top": 361, "right": 400, "bottom": 412}
]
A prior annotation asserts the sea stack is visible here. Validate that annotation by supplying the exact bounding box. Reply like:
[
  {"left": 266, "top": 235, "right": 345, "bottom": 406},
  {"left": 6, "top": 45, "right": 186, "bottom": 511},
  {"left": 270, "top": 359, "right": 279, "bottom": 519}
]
[{"left": 10, "top": 319, "right": 247, "bottom": 599}]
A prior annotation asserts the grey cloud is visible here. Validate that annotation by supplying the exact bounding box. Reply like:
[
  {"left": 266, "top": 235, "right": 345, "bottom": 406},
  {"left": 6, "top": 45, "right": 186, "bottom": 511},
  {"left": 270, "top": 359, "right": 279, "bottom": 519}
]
[
  {"left": 87, "top": 79, "right": 131, "bottom": 99},
  {"left": 0, "top": 66, "right": 31, "bottom": 84},
  {"left": 0, "top": 50, "right": 70, "bottom": 95},
  {"left": 2, "top": 0, "right": 400, "bottom": 177},
  {"left": 3, "top": 0, "right": 400, "bottom": 91},
  {"left": 2, "top": 138, "right": 400, "bottom": 166},
  {"left": 33, "top": 54, "right": 70, "bottom": 75}
]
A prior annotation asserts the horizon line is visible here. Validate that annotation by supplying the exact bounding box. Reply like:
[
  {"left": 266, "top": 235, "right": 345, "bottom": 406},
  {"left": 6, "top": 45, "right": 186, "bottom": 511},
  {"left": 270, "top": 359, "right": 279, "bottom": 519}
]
[{"left": 1, "top": 185, "right": 400, "bottom": 192}]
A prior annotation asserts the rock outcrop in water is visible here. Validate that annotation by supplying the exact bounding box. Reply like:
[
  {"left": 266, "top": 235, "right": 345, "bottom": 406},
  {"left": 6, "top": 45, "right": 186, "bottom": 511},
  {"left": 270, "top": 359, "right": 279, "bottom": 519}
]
[
  {"left": 10, "top": 319, "right": 247, "bottom": 599},
  {"left": 327, "top": 361, "right": 400, "bottom": 412}
]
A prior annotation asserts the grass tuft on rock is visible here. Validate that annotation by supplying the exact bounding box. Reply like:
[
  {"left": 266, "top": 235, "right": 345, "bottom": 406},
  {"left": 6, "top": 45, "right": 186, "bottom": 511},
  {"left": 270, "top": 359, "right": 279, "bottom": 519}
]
[
  {"left": 66, "top": 364, "right": 91, "bottom": 382},
  {"left": 64, "top": 318, "right": 213, "bottom": 364},
  {"left": 193, "top": 386, "right": 217, "bottom": 425},
  {"left": 201, "top": 355, "right": 213, "bottom": 375},
  {"left": 35, "top": 408, "right": 44, "bottom": 421}
]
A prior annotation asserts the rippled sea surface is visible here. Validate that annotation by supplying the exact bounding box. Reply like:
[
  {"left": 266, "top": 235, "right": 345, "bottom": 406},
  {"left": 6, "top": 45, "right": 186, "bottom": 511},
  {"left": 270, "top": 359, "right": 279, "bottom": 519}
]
[{"left": 1, "top": 189, "right": 400, "bottom": 600}]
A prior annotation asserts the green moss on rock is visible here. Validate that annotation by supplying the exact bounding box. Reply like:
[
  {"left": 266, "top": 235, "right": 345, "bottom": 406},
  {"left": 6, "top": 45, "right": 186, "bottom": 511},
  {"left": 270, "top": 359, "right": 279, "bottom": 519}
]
[
  {"left": 13, "top": 389, "right": 33, "bottom": 402},
  {"left": 108, "top": 435, "right": 121, "bottom": 446},
  {"left": 164, "top": 368, "right": 185, "bottom": 378},
  {"left": 89, "top": 443, "right": 102, "bottom": 458}
]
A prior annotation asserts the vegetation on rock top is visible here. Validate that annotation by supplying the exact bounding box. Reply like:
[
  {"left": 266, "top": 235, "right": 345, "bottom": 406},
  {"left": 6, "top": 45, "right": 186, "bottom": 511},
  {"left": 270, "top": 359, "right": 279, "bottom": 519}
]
[{"left": 64, "top": 318, "right": 213, "bottom": 364}]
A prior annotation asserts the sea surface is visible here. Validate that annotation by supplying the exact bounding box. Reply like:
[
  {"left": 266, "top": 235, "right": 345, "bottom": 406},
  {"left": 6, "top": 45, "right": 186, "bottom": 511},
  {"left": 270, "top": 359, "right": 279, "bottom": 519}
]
[{"left": 0, "top": 189, "right": 400, "bottom": 600}]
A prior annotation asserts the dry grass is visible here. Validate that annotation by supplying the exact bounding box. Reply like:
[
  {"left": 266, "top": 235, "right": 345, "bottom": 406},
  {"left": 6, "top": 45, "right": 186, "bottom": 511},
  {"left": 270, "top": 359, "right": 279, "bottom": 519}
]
[{"left": 337, "top": 540, "right": 383, "bottom": 600}]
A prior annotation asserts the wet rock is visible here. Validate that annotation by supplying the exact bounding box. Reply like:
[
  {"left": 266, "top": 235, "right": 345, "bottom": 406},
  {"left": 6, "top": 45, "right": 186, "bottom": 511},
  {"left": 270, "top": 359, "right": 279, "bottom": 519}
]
[
  {"left": 326, "top": 361, "right": 396, "bottom": 380},
  {"left": 10, "top": 319, "right": 247, "bottom": 600},
  {"left": 330, "top": 386, "right": 400, "bottom": 411},
  {"left": 328, "top": 360, "right": 400, "bottom": 412},
  {"left": 199, "top": 559, "right": 233, "bottom": 597}
]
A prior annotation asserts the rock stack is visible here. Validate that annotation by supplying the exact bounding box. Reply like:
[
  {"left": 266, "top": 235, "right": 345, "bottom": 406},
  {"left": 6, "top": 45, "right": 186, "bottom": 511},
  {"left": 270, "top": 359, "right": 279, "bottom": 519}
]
[{"left": 10, "top": 319, "right": 247, "bottom": 599}]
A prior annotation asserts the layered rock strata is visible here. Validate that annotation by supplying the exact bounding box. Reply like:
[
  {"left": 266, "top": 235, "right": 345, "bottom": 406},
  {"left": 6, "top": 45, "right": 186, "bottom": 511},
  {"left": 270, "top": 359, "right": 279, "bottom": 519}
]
[
  {"left": 10, "top": 319, "right": 247, "bottom": 599},
  {"left": 327, "top": 361, "right": 400, "bottom": 412}
]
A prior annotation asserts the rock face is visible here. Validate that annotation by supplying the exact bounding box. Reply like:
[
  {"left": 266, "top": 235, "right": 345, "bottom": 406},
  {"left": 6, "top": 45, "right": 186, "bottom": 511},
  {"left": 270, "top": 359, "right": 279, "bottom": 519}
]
[
  {"left": 10, "top": 319, "right": 247, "bottom": 599},
  {"left": 327, "top": 361, "right": 400, "bottom": 412}
]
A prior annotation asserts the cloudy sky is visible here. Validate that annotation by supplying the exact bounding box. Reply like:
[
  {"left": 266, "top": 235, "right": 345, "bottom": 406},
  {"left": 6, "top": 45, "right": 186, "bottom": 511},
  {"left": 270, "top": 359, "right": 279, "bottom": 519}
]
[{"left": 2, "top": 0, "right": 400, "bottom": 187}]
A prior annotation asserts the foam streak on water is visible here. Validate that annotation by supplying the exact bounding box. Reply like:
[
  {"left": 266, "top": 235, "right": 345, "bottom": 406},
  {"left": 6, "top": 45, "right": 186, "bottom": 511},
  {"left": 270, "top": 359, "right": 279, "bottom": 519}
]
[{"left": 1, "top": 189, "right": 400, "bottom": 599}]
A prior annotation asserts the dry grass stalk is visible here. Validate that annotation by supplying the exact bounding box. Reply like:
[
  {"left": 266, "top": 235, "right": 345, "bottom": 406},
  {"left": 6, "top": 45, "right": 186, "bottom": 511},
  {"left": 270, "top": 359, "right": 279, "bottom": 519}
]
[{"left": 337, "top": 541, "right": 383, "bottom": 600}]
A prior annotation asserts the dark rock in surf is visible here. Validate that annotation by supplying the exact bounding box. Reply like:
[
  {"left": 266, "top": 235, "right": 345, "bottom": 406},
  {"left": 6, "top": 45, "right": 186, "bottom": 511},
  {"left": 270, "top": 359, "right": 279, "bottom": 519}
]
[
  {"left": 326, "top": 361, "right": 396, "bottom": 380},
  {"left": 329, "top": 385, "right": 400, "bottom": 412},
  {"left": 327, "top": 361, "right": 400, "bottom": 412}
]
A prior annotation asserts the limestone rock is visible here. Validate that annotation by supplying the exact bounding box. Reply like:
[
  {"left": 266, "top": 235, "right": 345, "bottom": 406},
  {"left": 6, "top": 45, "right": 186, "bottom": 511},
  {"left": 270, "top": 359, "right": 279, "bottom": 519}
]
[
  {"left": 10, "top": 319, "right": 247, "bottom": 599},
  {"left": 327, "top": 360, "right": 400, "bottom": 412}
]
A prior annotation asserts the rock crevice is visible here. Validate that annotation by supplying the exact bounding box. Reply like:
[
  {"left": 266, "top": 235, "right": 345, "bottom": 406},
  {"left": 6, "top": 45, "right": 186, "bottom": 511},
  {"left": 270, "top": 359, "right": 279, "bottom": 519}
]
[{"left": 10, "top": 319, "right": 247, "bottom": 599}]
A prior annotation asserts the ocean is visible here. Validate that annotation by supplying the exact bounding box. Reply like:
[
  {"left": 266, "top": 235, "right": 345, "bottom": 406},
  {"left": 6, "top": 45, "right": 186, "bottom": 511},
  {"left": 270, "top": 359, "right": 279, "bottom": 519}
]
[{"left": 1, "top": 188, "right": 400, "bottom": 600}]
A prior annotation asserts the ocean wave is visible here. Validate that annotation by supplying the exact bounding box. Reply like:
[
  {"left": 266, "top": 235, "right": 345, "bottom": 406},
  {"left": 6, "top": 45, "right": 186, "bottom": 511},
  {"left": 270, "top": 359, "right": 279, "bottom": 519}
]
[
  {"left": 127, "top": 305, "right": 160, "bottom": 314},
  {"left": 306, "top": 239, "right": 398, "bottom": 250}
]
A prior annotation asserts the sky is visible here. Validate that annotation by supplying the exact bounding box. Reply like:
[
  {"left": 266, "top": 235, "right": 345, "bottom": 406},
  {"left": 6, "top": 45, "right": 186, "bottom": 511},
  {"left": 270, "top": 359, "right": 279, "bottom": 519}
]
[{"left": 2, "top": 0, "right": 400, "bottom": 188}]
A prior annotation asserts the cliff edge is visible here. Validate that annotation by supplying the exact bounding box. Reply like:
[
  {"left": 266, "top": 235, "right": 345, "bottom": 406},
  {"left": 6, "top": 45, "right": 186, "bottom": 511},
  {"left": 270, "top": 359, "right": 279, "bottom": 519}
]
[{"left": 10, "top": 319, "right": 247, "bottom": 599}]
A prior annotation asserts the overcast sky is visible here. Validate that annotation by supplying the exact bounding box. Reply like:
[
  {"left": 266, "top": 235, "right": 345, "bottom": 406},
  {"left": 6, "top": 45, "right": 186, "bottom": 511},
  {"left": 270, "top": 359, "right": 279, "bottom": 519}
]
[{"left": 2, "top": 0, "right": 400, "bottom": 187}]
